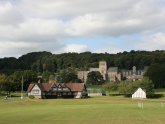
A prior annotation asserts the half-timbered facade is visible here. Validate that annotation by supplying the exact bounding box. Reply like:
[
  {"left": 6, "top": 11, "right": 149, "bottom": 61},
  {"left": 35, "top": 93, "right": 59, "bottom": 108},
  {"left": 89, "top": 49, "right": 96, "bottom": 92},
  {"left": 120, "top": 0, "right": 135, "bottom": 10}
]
[{"left": 27, "top": 83, "right": 87, "bottom": 99}]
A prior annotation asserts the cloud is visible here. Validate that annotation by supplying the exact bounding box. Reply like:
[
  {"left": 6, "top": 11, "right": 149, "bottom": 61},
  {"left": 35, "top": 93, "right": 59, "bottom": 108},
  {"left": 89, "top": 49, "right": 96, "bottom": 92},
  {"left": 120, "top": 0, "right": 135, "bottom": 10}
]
[
  {"left": 64, "top": 44, "right": 89, "bottom": 53},
  {"left": 95, "top": 47, "right": 122, "bottom": 54},
  {"left": 0, "top": 40, "right": 65, "bottom": 57},
  {"left": 65, "top": 0, "right": 165, "bottom": 36},
  {"left": 0, "top": 0, "right": 165, "bottom": 57},
  {"left": 94, "top": 40, "right": 124, "bottom": 54},
  {"left": 0, "top": 1, "right": 24, "bottom": 25},
  {"left": 137, "top": 33, "right": 165, "bottom": 51},
  {"left": 0, "top": 41, "right": 37, "bottom": 57},
  {"left": 7, "top": 0, "right": 165, "bottom": 37},
  {"left": 17, "top": 18, "right": 66, "bottom": 42}
]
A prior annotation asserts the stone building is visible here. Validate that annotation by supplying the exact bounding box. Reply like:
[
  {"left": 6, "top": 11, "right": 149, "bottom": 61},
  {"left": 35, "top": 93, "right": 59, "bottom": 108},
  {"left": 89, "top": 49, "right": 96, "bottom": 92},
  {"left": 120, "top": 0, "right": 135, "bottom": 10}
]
[
  {"left": 77, "top": 61, "right": 148, "bottom": 83},
  {"left": 99, "top": 61, "right": 107, "bottom": 80},
  {"left": 77, "top": 71, "right": 89, "bottom": 83},
  {"left": 107, "top": 67, "right": 121, "bottom": 82},
  {"left": 77, "top": 61, "right": 121, "bottom": 82},
  {"left": 121, "top": 66, "right": 148, "bottom": 81}
]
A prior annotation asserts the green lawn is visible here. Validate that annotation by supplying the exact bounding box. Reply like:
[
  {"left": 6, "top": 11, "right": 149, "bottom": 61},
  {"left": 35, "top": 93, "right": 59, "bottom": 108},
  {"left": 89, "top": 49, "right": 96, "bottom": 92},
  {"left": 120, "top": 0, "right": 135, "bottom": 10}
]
[{"left": 0, "top": 96, "right": 165, "bottom": 124}]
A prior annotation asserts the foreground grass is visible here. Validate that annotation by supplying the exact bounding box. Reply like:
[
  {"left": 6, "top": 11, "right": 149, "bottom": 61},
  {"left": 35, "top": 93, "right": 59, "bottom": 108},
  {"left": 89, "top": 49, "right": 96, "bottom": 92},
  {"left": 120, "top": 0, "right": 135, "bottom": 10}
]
[{"left": 0, "top": 96, "right": 165, "bottom": 124}]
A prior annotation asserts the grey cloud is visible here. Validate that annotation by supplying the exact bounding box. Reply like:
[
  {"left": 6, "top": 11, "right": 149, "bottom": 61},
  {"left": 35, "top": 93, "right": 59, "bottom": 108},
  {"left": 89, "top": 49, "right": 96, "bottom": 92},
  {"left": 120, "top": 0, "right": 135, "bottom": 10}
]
[
  {"left": 65, "top": 0, "right": 165, "bottom": 36},
  {"left": 0, "top": 40, "right": 66, "bottom": 58},
  {"left": 1, "top": 0, "right": 165, "bottom": 37},
  {"left": 18, "top": 0, "right": 138, "bottom": 18},
  {"left": 0, "top": 0, "right": 165, "bottom": 57},
  {"left": 0, "top": 2, "right": 24, "bottom": 25},
  {"left": 136, "top": 33, "right": 165, "bottom": 51}
]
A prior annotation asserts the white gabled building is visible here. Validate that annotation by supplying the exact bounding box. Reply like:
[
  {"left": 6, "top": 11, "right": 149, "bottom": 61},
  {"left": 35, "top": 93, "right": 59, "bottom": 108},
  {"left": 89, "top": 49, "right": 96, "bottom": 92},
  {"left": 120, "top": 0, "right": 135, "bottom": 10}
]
[
  {"left": 132, "top": 88, "right": 146, "bottom": 99},
  {"left": 27, "top": 84, "right": 42, "bottom": 98}
]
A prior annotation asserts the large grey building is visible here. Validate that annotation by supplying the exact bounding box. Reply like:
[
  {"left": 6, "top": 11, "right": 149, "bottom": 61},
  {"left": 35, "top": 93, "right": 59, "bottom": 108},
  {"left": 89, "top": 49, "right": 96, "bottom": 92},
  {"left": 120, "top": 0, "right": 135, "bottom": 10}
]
[{"left": 77, "top": 61, "right": 148, "bottom": 83}]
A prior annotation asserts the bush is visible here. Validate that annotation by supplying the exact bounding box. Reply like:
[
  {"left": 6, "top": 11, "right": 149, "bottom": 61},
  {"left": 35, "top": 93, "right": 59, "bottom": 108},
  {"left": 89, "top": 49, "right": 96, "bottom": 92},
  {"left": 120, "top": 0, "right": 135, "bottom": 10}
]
[
  {"left": 29, "top": 95, "right": 35, "bottom": 99},
  {"left": 106, "top": 82, "right": 118, "bottom": 91},
  {"left": 118, "top": 77, "right": 154, "bottom": 96}
]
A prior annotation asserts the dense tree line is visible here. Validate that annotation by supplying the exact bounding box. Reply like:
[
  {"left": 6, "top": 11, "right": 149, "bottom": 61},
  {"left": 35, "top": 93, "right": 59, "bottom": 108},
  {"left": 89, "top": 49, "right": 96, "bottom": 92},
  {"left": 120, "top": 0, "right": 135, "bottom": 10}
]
[
  {"left": 1, "top": 50, "right": 165, "bottom": 75},
  {"left": 0, "top": 50, "right": 164, "bottom": 92}
]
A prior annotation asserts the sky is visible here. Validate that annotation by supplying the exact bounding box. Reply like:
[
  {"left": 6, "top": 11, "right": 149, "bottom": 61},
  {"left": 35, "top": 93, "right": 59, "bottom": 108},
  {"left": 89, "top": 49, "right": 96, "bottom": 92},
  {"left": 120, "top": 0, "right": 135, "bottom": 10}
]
[{"left": 0, "top": 0, "right": 165, "bottom": 58}]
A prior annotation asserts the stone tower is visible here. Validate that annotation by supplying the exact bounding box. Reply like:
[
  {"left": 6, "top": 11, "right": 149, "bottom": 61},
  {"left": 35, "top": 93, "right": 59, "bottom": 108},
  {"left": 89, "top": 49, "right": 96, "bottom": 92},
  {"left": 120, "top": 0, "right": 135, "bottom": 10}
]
[
  {"left": 99, "top": 61, "right": 107, "bottom": 80},
  {"left": 133, "top": 66, "right": 136, "bottom": 75}
]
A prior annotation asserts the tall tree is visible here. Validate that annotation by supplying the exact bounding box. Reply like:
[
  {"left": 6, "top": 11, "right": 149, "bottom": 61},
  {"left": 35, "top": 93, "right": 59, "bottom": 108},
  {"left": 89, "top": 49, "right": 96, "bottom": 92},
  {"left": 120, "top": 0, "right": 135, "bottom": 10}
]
[
  {"left": 145, "top": 63, "right": 165, "bottom": 88},
  {"left": 86, "top": 71, "right": 104, "bottom": 85},
  {"left": 10, "top": 70, "right": 37, "bottom": 91},
  {"left": 56, "top": 68, "right": 80, "bottom": 83},
  {"left": 0, "top": 74, "right": 11, "bottom": 95},
  {"left": 0, "top": 74, "right": 7, "bottom": 92}
]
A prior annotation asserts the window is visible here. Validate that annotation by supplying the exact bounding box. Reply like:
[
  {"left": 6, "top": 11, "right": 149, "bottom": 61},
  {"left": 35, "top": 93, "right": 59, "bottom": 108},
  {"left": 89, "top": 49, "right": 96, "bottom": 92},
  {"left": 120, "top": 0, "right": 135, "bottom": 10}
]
[
  {"left": 58, "top": 87, "right": 62, "bottom": 91},
  {"left": 32, "top": 90, "right": 39, "bottom": 94},
  {"left": 68, "top": 92, "right": 72, "bottom": 95},
  {"left": 63, "top": 88, "right": 69, "bottom": 91},
  {"left": 52, "top": 87, "right": 58, "bottom": 91},
  {"left": 58, "top": 86, "right": 62, "bottom": 91}
]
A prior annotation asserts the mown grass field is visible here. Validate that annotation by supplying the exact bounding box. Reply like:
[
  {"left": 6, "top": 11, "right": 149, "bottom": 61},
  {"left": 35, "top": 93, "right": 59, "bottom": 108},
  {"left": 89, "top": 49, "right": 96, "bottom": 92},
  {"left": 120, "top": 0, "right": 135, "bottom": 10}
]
[{"left": 0, "top": 96, "right": 165, "bottom": 124}]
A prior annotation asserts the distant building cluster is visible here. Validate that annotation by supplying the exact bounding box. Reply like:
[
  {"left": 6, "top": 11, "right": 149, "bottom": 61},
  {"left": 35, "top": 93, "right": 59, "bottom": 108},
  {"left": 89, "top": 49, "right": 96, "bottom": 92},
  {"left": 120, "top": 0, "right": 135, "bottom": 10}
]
[{"left": 78, "top": 61, "right": 148, "bottom": 83}]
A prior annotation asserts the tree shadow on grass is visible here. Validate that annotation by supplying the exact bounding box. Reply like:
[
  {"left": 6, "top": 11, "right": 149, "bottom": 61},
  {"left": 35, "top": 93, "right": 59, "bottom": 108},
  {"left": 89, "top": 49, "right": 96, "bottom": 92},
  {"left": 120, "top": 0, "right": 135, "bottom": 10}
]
[
  {"left": 109, "top": 93, "right": 164, "bottom": 99},
  {"left": 147, "top": 94, "right": 164, "bottom": 99}
]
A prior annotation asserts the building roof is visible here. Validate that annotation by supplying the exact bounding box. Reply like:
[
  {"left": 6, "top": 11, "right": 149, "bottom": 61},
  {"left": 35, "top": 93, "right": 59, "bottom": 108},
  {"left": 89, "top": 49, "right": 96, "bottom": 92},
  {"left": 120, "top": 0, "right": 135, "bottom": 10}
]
[
  {"left": 27, "top": 84, "right": 35, "bottom": 92},
  {"left": 108, "top": 67, "right": 118, "bottom": 72},
  {"left": 27, "top": 83, "right": 85, "bottom": 92},
  {"left": 40, "top": 83, "right": 55, "bottom": 91},
  {"left": 27, "top": 83, "right": 53, "bottom": 92},
  {"left": 65, "top": 83, "right": 85, "bottom": 92}
]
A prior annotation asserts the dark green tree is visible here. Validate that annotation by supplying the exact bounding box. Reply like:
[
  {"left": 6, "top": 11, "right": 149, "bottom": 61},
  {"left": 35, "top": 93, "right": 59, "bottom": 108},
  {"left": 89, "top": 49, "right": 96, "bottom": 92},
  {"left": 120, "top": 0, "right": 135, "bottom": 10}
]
[
  {"left": 86, "top": 71, "right": 104, "bottom": 85},
  {"left": 42, "top": 56, "right": 57, "bottom": 73},
  {"left": 56, "top": 68, "right": 80, "bottom": 83},
  {"left": 23, "top": 70, "right": 37, "bottom": 90},
  {"left": 104, "top": 82, "right": 118, "bottom": 94},
  {"left": 9, "top": 70, "right": 37, "bottom": 91},
  {"left": 145, "top": 63, "right": 165, "bottom": 88},
  {"left": 42, "top": 71, "right": 53, "bottom": 83},
  {"left": 31, "top": 60, "right": 43, "bottom": 73},
  {"left": 19, "top": 51, "right": 52, "bottom": 70},
  {"left": 0, "top": 74, "right": 9, "bottom": 95}
]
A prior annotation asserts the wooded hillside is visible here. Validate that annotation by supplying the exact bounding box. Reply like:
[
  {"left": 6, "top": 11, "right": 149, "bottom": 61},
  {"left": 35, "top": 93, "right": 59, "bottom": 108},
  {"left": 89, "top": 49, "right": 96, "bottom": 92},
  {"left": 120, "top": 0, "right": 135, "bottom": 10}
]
[
  {"left": 0, "top": 50, "right": 165, "bottom": 75},
  {"left": 0, "top": 50, "right": 165, "bottom": 90}
]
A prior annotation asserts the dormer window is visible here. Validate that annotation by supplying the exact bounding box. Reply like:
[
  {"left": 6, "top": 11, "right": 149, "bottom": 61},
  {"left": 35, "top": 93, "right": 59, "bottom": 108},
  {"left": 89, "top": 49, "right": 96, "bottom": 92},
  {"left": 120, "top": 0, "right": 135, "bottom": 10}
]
[{"left": 32, "top": 90, "right": 39, "bottom": 94}]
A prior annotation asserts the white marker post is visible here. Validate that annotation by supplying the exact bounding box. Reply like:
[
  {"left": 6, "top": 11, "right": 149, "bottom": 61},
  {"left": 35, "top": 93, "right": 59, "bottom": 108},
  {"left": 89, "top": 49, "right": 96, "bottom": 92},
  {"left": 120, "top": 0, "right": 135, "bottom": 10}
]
[
  {"left": 141, "top": 102, "right": 143, "bottom": 110},
  {"left": 138, "top": 102, "right": 144, "bottom": 110}
]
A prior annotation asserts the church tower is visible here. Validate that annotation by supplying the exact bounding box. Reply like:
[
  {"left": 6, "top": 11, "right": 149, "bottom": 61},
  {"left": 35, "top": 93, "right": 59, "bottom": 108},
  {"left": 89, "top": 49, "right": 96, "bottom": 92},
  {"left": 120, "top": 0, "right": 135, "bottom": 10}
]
[{"left": 99, "top": 61, "right": 107, "bottom": 80}]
